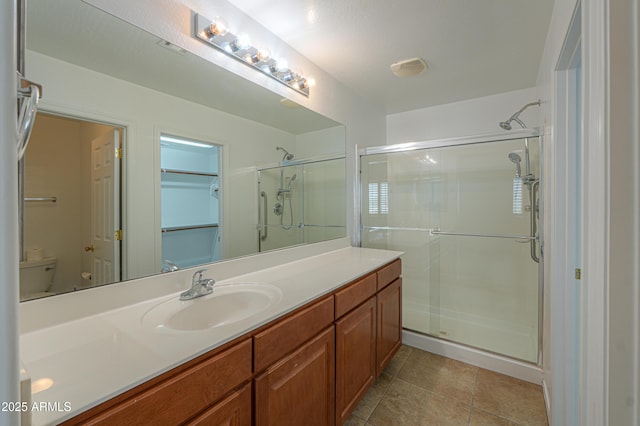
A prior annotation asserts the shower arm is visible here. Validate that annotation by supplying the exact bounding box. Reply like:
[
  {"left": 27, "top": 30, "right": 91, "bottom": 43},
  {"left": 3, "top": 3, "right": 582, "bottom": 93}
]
[{"left": 502, "top": 100, "right": 541, "bottom": 130}]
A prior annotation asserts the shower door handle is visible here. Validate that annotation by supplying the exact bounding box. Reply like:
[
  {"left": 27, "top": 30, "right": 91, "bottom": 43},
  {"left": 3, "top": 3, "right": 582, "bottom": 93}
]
[
  {"left": 260, "top": 191, "right": 268, "bottom": 241},
  {"left": 530, "top": 180, "right": 540, "bottom": 263}
]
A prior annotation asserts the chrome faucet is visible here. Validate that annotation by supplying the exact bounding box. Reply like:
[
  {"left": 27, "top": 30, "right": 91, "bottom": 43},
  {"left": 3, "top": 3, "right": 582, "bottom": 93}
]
[
  {"left": 180, "top": 269, "right": 215, "bottom": 301},
  {"left": 162, "top": 259, "right": 180, "bottom": 273}
]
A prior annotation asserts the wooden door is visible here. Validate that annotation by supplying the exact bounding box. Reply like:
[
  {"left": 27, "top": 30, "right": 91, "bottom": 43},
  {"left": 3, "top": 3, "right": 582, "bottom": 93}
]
[
  {"left": 335, "top": 298, "right": 376, "bottom": 425},
  {"left": 377, "top": 278, "right": 402, "bottom": 376},
  {"left": 255, "top": 327, "right": 335, "bottom": 426},
  {"left": 90, "top": 130, "right": 120, "bottom": 285}
]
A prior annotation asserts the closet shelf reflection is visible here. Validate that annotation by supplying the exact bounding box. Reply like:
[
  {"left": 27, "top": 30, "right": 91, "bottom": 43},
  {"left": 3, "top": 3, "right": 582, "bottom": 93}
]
[
  {"left": 162, "top": 224, "right": 219, "bottom": 233},
  {"left": 161, "top": 168, "right": 218, "bottom": 178}
]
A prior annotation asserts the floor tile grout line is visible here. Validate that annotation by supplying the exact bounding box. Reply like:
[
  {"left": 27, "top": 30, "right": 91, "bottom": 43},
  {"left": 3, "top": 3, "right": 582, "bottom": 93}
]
[
  {"left": 467, "top": 367, "right": 480, "bottom": 425},
  {"left": 367, "top": 346, "right": 412, "bottom": 423}
]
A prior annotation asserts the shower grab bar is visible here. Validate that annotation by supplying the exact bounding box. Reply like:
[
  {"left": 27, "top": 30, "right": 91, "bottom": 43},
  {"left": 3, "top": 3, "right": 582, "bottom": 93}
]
[
  {"left": 260, "top": 191, "right": 268, "bottom": 241},
  {"left": 24, "top": 196, "right": 56, "bottom": 203},
  {"left": 430, "top": 229, "right": 537, "bottom": 241}
]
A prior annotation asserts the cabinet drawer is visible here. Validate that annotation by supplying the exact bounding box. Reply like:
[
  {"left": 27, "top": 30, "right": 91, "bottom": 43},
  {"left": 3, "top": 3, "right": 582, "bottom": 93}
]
[
  {"left": 254, "top": 295, "right": 334, "bottom": 373},
  {"left": 377, "top": 259, "right": 402, "bottom": 291},
  {"left": 186, "top": 382, "right": 251, "bottom": 425},
  {"left": 334, "top": 273, "right": 377, "bottom": 318},
  {"left": 79, "top": 339, "right": 252, "bottom": 425}
]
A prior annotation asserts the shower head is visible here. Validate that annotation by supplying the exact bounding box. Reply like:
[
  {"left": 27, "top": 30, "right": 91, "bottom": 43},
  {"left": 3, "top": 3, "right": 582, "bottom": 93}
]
[
  {"left": 499, "top": 100, "right": 541, "bottom": 131},
  {"left": 508, "top": 152, "right": 522, "bottom": 177},
  {"left": 287, "top": 173, "right": 297, "bottom": 190},
  {"left": 499, "top": 121, "right": 512, "bottom": 131},
  {"left": 276, "top": 146, "right": 295, "bottom": 161}
]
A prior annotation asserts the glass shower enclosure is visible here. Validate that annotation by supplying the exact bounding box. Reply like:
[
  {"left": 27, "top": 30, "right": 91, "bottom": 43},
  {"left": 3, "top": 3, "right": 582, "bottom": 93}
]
[
  {"left": 359, "top": 133, "right": 542, "bottom": 363},
  {"left": 257, "top": 156, "right": 346, "bottom": 252}
]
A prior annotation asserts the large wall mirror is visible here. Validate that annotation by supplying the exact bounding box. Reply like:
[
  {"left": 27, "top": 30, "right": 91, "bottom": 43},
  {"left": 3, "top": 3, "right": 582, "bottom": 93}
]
[{"left": 20, "top": 0, "right": 346, "bottom": 301}]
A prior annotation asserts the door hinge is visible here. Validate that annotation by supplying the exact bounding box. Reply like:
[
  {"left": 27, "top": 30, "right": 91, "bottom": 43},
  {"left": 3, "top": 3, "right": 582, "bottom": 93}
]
[
  {"left": 115, "top": 229, "right": 123, "bottom": 241},
  {"left": 115, "top": 147, "right": 123, "bottom": 159},
  {"left": 575, "top": 268, "right": 581, "bottom": 280}
]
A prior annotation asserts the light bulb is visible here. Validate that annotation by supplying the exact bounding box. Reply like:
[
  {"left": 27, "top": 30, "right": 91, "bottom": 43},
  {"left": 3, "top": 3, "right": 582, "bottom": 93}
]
[
  {"left": 208, "top": 17, "right": 228, "bottom": 37},
  {"left": 244, "top": 48, "right": 271, "bottom": 64},
  {"left": 275, "top": 59, "right": 288, "bottom": 72},
  {"left": 232, "top": 33, "right": 251, "bottom": 51},
  {"left": 256, "top": 49, "right": 271, "bottom": 62}
]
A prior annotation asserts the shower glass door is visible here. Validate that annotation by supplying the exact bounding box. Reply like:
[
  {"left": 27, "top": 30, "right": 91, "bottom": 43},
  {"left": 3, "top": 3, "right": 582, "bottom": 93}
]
[
  {"left": 360, "top": 136, "right": 541, "bottom": 363},
  {"left": 257, "top": 157, "right": 347, "bottom": 252}
]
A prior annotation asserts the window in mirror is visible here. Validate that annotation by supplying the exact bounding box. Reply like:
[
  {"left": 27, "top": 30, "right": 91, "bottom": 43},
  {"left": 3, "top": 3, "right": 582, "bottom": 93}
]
[
  {"left": 160, "top": 135, "right": 221, "bottom": 270},
  {"left": 22, "top": 112, "right": 124, "bottom": 300}
]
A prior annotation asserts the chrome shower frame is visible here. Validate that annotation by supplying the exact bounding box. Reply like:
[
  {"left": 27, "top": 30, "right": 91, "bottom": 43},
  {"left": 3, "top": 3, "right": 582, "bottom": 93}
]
[{"left": 356, "top": 128, "right": 544, "bottom": 366}]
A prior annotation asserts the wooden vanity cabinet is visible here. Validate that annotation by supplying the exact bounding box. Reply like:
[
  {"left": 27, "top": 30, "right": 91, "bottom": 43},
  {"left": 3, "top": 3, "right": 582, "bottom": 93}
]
[
  {"left": 253, "top": 295, "right": 335, "bottom": 426},
  {"left": 62, "top": 338, "right": 253, "bottom": 426},
  {"left": 335, "top": 297, "right": 376, "bottom": 425},
  {"left": 334, "top": 259, "right": 402, "bottom": 425},
  {"left": 254, "top": 327, "right": 335, "bottom": 426},
  {"left": 64, "top": 259, "right": 402, "bottom": 426},
  {"left": 376, "top": 261, "right": 402, "bottom": 376}
]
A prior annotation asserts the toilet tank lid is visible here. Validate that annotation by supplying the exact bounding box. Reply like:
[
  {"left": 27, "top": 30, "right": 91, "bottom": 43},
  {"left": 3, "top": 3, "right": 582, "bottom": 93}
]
[{"left": 19, "top": 257, "right": 57, "bottom": 268}]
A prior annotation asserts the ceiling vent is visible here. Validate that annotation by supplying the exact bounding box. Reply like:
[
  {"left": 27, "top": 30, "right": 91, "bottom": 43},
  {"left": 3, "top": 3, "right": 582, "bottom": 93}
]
[{"left": 390, "top": 58, "right": 427, "bottom": 77}]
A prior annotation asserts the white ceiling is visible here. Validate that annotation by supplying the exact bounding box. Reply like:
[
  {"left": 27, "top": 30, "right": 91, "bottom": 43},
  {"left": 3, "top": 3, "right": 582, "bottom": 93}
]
[{"left": 227, "top": 0, "right": 556, "bottom": 114}]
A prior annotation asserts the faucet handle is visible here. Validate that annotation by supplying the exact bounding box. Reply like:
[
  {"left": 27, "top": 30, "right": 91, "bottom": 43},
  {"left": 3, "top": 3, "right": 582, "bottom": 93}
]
[{"left": 193, "top": 268, "right": 208, "bottom": 281}]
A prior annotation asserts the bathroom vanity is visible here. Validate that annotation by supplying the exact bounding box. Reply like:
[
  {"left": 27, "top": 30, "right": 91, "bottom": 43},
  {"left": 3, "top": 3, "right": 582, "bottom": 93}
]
[{"left": 19, "top": 240, "right": 402, "bottom": 425}]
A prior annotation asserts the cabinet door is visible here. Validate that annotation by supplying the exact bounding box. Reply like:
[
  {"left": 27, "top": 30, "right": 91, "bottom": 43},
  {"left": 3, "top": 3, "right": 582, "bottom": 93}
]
[
  {"left": 335, "top": 297, "right": 376, "bottom": 425},
  {"left": 255, "top": 327, "right": 335, "bottom": 426},
  {"left": 377, "top": 278, "right": 402, "bottom": 376},
  {"left": 187, "top": 383, "right": 251, "bottom": 426}
]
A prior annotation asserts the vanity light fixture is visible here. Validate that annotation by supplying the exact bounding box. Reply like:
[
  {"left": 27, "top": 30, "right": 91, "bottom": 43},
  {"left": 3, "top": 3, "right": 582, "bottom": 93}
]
[{"left": 194, "top": 13, "right": 310, "bottom": 96}]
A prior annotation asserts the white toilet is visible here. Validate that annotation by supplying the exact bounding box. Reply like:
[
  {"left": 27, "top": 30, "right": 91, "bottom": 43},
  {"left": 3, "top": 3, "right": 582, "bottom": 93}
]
[{"left": 19, "top": 257, "right": 57, "bottom": 301}]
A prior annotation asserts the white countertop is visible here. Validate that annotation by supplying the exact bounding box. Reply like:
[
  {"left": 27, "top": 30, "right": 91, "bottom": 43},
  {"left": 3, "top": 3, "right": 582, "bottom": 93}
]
[{"left": 20, "top": 243, "right": 401, "bottom": 425}]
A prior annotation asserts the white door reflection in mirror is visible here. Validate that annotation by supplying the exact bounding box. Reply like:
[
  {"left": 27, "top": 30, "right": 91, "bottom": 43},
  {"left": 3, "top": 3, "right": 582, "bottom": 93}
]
[{"left": 90, "top": 130, "right": 121, "bottom": 286}]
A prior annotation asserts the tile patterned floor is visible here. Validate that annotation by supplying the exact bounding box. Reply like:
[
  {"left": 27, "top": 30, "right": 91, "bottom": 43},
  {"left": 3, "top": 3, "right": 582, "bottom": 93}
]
[{"left": 346, "top": 345, "right": 548, "bottom": 426}]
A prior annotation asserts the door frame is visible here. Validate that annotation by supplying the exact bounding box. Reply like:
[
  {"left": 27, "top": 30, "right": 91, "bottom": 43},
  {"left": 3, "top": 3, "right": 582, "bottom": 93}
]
[
  {"left": 154, "top": 126, "right": 224, "bottom": 267},
  {"left": 32, "top": 105, "right": 129, "bottom": 281}
]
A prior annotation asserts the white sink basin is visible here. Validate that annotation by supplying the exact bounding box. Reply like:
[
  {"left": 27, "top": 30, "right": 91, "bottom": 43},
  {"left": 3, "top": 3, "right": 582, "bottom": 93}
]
[{"left": 142, "top": 283, "right": 282, "bottom": 331}]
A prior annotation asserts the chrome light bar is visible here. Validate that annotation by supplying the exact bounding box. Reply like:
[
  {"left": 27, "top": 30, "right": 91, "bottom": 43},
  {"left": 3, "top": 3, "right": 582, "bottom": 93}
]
[{"left": 193, "top": 13, "right": 310, "bottom": 97}]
